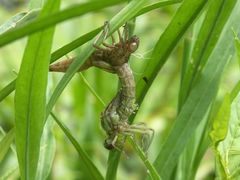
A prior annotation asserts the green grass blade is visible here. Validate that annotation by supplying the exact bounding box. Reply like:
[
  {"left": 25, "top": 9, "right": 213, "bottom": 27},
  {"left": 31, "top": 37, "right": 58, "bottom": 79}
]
[
  {"left": 0, "top": 0, "right": 126, "bottom": 48},
  {"left": 233, "top": 30, "right": 240, "bottom": 68},
  {"left": 135, "top": 0, "right": 208, "bottom": 105},
  {"left": 135, "top": 0, "right": 182, "bottom": 17},
  {"left": 127, "top": 137, "right": 161, "bottom": 180},
  {"left": 0, "top": 166, "right": 19, "bottom": 180},
  {"left": 174, "top": 2, "right": 237, "bottom": 177},
  {"left": 230, "top": 81, "right": 240, "bottom": 101},
  {"left": 50, "top": 112, "right": 104, "bottom": 180},
  {"left": 179, "top": 0, "right": 237, "bottom": 107},
  {"left": 0, "top": 12, "right": 27, "bottom": 34},
  {"left": 0, "top": 128, "right": 15, "bottom": 162},
  {"left": 50, "top": 27, "right": 101, "bottom": 62},
  {"left": 0, "top": 80, "right": 16, "bottom": 102},
  {"left": 178, "top": 38, "right": 193, "bottom": 111},
  {"left": 153, "top": 2, "right": 240, "bottom": 179},
  {"left": 14, "top": 0, "right": 60, "bottom": 179},
  {"left": 28, "top": 0, "right": 44, "bottom": 9},
  {"left": 35, "top": 119, "right": 56, "bottom": 180},
  {"left": 78, "top": 73, "right": 106, "bottom": 107},
  {"left": 0, "top": 28, "right": 100, "bottom": 102},
  {"left": 176, "top": 111, "right": 210, "bottom": 180}
]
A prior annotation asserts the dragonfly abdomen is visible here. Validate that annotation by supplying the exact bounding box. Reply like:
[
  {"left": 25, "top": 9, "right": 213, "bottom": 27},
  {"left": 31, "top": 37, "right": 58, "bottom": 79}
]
[{"left": 114, "top": 63, "right": 136, "bottom": 121}]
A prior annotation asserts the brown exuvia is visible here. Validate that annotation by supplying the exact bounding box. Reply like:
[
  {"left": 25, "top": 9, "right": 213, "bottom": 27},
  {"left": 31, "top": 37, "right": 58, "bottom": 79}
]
[{"left": 50, "top": 22, "right": 153, "bottom": 151}]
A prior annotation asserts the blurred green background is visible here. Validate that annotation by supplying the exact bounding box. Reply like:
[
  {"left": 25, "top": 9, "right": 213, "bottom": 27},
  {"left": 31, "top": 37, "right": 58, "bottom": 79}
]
[{"left": 0, "top": 0, "right": 239, "bottom": 179}]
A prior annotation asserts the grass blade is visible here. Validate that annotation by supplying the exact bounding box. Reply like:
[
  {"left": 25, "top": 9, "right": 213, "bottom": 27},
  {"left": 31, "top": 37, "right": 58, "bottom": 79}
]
[
  {"left": 78, "top": 73, "right": 106, "bottom": 107},
  {"left": 0, "top": 0, "right": 127, "bottom": 47},
  {"left": 127, "top": 137, "right": 161, "bottom": 180},
  {"left": 175, "top": 1, "right": 237, "bottom": 177},
  {"left": 0, "top": 128, "right": 15, "bottom": 162},
  {"left": 0, "top": 80, "right": 16, "bottom": 102},
  {"left": 14, "top": 0, "right": 60, "bottom": 179},
  {"left": 0, "top": 12, "right": 27, "bottom": 34},
  {"left": 50, "top": 112, "right": 104, "bottom": 180},
  {"left": 153, "top": 2, "right": 240, "bottom": 179},
  {"left": 233, "top": 30, "right": 240, "bottom": 68},
  {"left": 35, "top": 119, "right": 56, "bottom": 180},
  {"left": 135, "top": 0, "right": 182, "bottom": 17},
  {"left": 135, "top": 0, "right": 208, "bottom": 106},
  {"left": 0, "top": 166, "right": 19, "bottom": 180},
  {"left": 0, "top": 27, "right": 100, "bottom": 102},
  {"left": 179, "top": 0, "right": 237, "bottom": 107}
]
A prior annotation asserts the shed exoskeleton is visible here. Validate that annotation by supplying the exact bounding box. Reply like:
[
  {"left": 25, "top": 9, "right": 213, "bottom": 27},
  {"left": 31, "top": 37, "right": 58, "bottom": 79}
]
[{"left": 49, "top": 22, "right": 154, "bottom": 152}]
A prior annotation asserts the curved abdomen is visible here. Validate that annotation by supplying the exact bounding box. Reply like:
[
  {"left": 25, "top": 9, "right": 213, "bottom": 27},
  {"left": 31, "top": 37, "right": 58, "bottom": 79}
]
[{"left": 114, "top": 63, "right": 136, "bottom": 121}]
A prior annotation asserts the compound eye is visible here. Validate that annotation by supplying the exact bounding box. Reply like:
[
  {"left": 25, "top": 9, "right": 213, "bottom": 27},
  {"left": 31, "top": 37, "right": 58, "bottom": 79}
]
[{"left": 129, "top": 42, "right": 138, "bottom": 52}]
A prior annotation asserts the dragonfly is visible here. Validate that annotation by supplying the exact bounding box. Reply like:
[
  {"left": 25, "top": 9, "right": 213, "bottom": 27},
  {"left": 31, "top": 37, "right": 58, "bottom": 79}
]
[{"left": 50, "top": 22, "right": 154, "bottom": 152}]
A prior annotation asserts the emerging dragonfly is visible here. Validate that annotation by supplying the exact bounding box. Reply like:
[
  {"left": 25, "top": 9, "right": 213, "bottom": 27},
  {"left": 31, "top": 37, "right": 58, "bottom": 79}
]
[{"left": 50, "top": 22, "right": 154, "bottom": 151}]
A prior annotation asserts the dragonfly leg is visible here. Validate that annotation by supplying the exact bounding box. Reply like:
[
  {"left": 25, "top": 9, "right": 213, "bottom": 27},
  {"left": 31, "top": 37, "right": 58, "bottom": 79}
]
[
  {"left": 93, "top": 21, "right": 111, "bottom": 50},
  {"left": 121, "top": 123, "right": 154, "bottom": 152},
  {"left": 111, "top": 34, "right": 115, "bottom": 45},
  {"left": 93, "top": 44, "right": 111, "bottom": 51},
  {"left": 102, "top": 42, "right": 115, "bottom": 49},
  {"left": 117, "top": 29, "right": 124, "bottom": 44},
  {"left": 102, "top": 21, "right": 110, "bottom": 40},
  {"left": 123, "top": 22, "right": 129, "bottom": 42}
]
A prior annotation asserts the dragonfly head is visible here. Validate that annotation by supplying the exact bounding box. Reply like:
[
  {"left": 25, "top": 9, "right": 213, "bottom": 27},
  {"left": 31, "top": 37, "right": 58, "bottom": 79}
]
[{"left": 127, "top": 35, "right": 139, "bottom": 53}]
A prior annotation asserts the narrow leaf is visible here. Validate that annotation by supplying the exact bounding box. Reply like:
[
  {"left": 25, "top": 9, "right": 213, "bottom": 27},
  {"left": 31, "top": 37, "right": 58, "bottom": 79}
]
[
  {"left": 154, "top": 2, "right": 240, "bottom": 179},
  {"left": 233, "top": 30, "right": 240, "bottom": 68},
  {"left": 0, "top": 12, "right": 27, "bottom": 34},
  {"left": 0, "top": 0, "right": 127, "bottom": 47},
  {"left": 0, "top": 80, "right": 16, "bottom": 102},
  {"left": 135, "top": 0, "right": 208, "bottom": 106},
  {"left": 0, "top": 128, "right": 15, "bottom": 162},
  {"left": 175, "top": 0, "right": 237, "bottom": 177},
  {"left": 135, "top": 0, "right": 182, "bottom": 17},
  {"left": 14, "top": 0, "right": 60, "bottom": 179},
  {"left": 51, "top": 112, "right": 104, "bottom": 180},
  {"left": 35, "top": 120, "right": 56, "bottom": 180},
  {"left": 180, "top": 0, "right": 237, "bottom": 106},
  {"left": 127, "top": 137, "right": 161, "bottom": 180}
]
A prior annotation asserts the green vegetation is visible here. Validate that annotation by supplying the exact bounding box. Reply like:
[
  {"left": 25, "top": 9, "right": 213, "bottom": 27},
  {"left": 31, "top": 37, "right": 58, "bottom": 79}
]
[{"left": 0, "top": 0, "right": 240, "bottom": 179}]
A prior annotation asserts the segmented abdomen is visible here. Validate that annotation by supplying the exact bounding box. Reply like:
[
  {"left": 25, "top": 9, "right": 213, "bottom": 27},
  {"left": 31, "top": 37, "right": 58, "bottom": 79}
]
[
  {"left": 114, "top": 63, "right": 136, "bottom": 121},
  {"left": 101, "top": 63, "right": 136, "bottom": 136}
]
